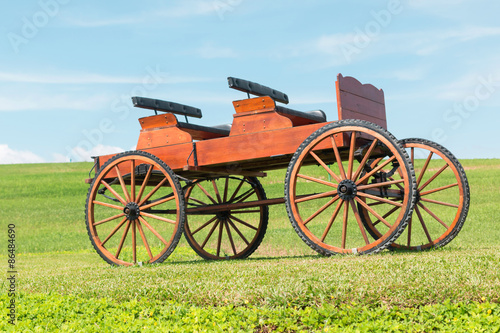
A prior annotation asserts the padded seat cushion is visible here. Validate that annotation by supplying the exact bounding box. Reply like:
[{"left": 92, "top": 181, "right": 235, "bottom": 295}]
[
  {"left": 276, "top": 106, "right": 327, "bottom": 123},
  {"left": 178, "top": 122, "right": 231, "bottom": 136}
]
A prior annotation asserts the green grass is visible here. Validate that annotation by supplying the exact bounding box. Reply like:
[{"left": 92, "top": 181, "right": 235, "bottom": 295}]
[{"left": 1, "top": 159, "right": 500, "bottom": 331}]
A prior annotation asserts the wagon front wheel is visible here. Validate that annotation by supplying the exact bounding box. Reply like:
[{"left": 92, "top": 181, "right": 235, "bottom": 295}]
[
  {"left": 85, "top": 151, "right": 185, "bottom": 266},
  {"left": 285, "top": 120, "right": 416, "bottom": 255}
]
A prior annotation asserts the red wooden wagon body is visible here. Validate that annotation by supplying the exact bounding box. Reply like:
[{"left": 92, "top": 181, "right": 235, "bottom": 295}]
[{"left": 85, "top": 74, "right": 470, "bottom": 266}]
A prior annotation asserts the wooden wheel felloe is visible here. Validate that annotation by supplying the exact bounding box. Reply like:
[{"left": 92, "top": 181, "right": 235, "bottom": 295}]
[
  {"left": 184, "top": 176, "right": 268, "bottom": 260},
  {"left": 284, "top": 119, "right": 416, "bottom": 255},
  {"left": 361, "top": 138, "right": 470, "bottom": 250},
  {"left": 85, "top": 151, "right": 185, "bottom": 266}
]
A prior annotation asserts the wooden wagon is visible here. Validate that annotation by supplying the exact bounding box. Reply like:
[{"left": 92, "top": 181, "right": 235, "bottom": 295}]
[{"left": 85, "top": 74, "right": 470, "bottom": 266}]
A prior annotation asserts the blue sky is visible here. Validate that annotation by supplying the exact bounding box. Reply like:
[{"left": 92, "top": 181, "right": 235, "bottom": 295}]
[{"left": 1, "top": 0, "right": 499, "bottom": 164}]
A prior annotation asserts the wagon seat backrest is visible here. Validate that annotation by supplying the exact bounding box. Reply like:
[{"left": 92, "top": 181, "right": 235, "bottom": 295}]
[
  {"left": 131, "top": 97, "right": 231, "bottom": 142},
  {"left": 228, "top": 77, "right": 327, "bottom": 127},
  {"left": 335, "top": 73, "right": 387, "bottom": 129}
]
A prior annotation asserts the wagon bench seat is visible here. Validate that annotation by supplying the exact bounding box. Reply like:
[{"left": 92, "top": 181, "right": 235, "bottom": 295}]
[
  {"left": 177, "top": 122, "right": 231, "bottom": 138},
  {"left": 276, "top": 106, "right": 327, "bottom": 125}
]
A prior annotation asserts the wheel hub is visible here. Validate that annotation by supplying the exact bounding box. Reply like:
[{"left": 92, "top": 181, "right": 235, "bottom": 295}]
[
  {"left": 124, "top": 202, "right": 141, "bottom": 220},
  {"left": 216, "top": 211, "right": 230, "bottom": 221},
  {"left": 338, "top": 179, "right": 357, "bottom": 201}
]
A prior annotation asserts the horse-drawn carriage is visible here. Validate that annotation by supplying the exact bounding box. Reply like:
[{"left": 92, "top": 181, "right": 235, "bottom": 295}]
[{"left": 85, "top": 74, "right": 470, "bottom": 266}]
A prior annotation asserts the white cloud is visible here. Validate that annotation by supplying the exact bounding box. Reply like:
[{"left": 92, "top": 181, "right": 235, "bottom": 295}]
[
  {"left": 65, "top": 1, "right": 218, "bottom": 27},
  {"left": 435, "top": 71, "right": 500, "bottom": 102},
  {"left": 0, "top": 71, "right": 211, "bottom": 85},
  {"left": 408, "top": 0, "right": 467, "bottom": 8},
  {"left": 197, "top": 43, "right": 238, "bottom": 59},
  {"left": 0, "top": 93, "right": 111, "bottom": 112},
  {"left": 65, "top": 144, "right": 125, "bottom": 162},
  {"left": 278, "top": 25, "right": 500, "bottom": 69},
  {"left": 0, "top": 144, "right": 45, "bottom": 164}
]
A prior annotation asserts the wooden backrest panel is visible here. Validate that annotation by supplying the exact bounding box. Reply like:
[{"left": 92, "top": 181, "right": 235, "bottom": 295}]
[{"left": 335, "top": 74, "right": 387, "bottom": 129}]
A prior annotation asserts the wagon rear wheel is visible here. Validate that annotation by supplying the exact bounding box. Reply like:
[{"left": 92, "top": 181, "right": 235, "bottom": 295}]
[
  {"left": 85, "top": 151, "right": 185, "bottom": 266},
  {"left": 285, "top": 119, "right": 416, "bottom": 255},
  {"left": 184, "top": 176, "right": 268, "bottom": 260},
  {"left": 360, "top": 138, "right": 470, "bottom": 250}
]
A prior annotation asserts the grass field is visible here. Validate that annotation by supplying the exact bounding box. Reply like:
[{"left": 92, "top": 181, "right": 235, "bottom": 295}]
[{"left": 1, "top": 159, "right": 500, "bottom": 331}]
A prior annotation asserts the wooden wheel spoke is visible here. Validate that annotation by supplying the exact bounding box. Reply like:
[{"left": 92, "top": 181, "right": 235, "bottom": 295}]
[
  {"left": 223, "top": 177, "right": 229, "bottom": 202},
  {"left": 188, "top": 196, "right": 209, "bottom": 206},
  {"left": 320, "top": 200, "right": 343, "bottom": 242},
  {"left": 416, "top": 152, "right": 433, "bottom": 187},
  {"left": 355, "top": 197, "right": 392, "bottom": 228},
  {"left": 200, "top": 219, "right": 220, "bottom": 249},
  {"left": 347, "top": 131, "right": 357, "bottom": 179},
  {"left": 415, "top": 206, "right": 432, "bottom": 243},
  {"left": 115, "top": 166, "right": 131, "bottom": 203},
  {"left": 227, "top": 218, "right": 250, "bottom": 246},
  {"left": 140, "top": 195, "right": 175, "bottom": 210},
  {"left": 372, "top": 206, "right": 399, "bottom": 227},
  {"left": 410, "top": 147, "right": 414, "bottom": 165},
  {"left": 216, "top": 220, "right": 224, "bottom": 257},
  {"left": 420, "top": 197, "right": 459, "bottom": 208},
  {"left": 356, "top": 155, "right": 396, "bottom": 185},
  {"left": 131, "top": 220, "right": 137, "bottom": 263},
  {"left": 418, "top": 164, "right": 449, "bottom": 192},
  {"left": 295, "top": 190, "right": 338, "bottom": 203},
  {"left": 224, "top": 221, "right": 237, "bottom": 255},
  {"left": 138, "top": 216, "right": 169, "bottom": 245},
  {"left": 368, "top": 201, "right": 394, "bottom": 207},
  {"left": 303, "top": 195, "right": 340, "bottom": 225},
  {"left": 94, "top": 212, "right": 126, "bottom": 226},
  {"left": 297, "top": 173, "right": 338, "bottom": 188},
  {"left": 141, "top": 212, "right": 176, "bottom": 224},
  {"left": 212, "top": 180, "right": 222, "bottom": 203},
  {"left": 229, "top": 214, "right": 258, "bottom": 231},
  {"left": 341, "top": 200, "right": 349, "bottom": 249},
  {"left": 420, "top": 183, "right": 458, "bottom": 196},
  {"left": 229, "top": 179, "right": 245, "bottom": 202},
  {"left": 352, "top": 138, "right": 379, "bottom": 181},
  {"left": 407, "top": 217, "right": 413, "bottom": 247},
  {"left": 309, "top": 151, "right": 342, "bottom": 183},
  {"left": 136, "top": 165, "right": 153, "bottom": 203},
  {"left": 235, "top": 189, "right": 256, "bottom": 204},
  {"left": 136, "top": 220, "right": 153, "bottom": 260},
  {"left": 357, "top": 179, "right": 405, "bottom": 191},
  {"left": 115, "top": 220, "right": 131, "bottom": 259},
  {"left": 130, "top": 160, "right": 136, "bottom": 202},
  {"left": 350, "top": 200, "right": 369, "bottom": 246},
  {"left": 356, "top": 192, "right": 403, "bottom": 207},
  {"left": 101, "top": 217, "right": 128, "bottom": 246},
  {"left": 418, "top": 202, "right": 449, "bottom": 229},
  {"left": 389, "top": 175, "right": 405, "bottom": 191},
  {"left": 330, "top": 135, "right": 347, "bottom": 180},
  {"left": 196, "top": 183, "right": 218, "bottom": 204},
  {"left": 139, "top": 177, "right": 169, "bottom": 206},
  {"left": 100, "top": 180, "right": 127, "bottom": 205},
  {"left": 191, "top": 216, "right": 218, "bottom": 235},
  {"left": 93, "top": 200, "right": 124, "bottom": 211}
]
